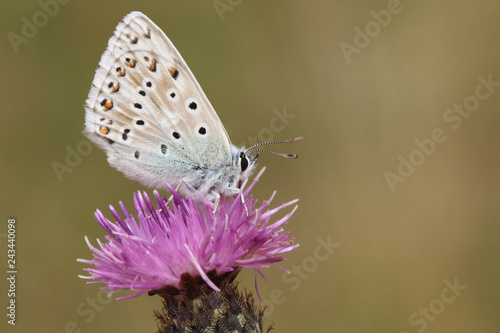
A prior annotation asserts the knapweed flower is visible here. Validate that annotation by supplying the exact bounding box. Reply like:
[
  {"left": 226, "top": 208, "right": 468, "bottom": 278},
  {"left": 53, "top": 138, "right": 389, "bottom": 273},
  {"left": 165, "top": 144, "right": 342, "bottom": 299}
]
[{"left": 79, "top": 168, "right": 298, "bottom": 332}]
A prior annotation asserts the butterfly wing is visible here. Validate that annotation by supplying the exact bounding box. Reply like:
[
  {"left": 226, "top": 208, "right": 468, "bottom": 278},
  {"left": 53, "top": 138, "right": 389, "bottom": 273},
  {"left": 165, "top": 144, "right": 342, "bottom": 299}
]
[{"left": 85, "top": 11, "right": 232, "bottom": 190}]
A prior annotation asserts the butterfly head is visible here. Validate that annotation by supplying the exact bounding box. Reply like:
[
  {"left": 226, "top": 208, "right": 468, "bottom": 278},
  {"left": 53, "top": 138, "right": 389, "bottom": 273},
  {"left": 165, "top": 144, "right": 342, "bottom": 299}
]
[
  {"left": 229, "top": 146, "right": 259, "bottom": 186},
  {"left": 230, "top": 136, "right": 303, "bottom": 188}
]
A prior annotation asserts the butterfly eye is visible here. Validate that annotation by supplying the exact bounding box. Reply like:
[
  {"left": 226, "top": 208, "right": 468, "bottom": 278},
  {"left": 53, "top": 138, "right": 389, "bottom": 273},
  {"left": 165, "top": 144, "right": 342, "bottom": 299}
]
[{"left": 240, "top": 152, "right": 248, "bottom": 172}]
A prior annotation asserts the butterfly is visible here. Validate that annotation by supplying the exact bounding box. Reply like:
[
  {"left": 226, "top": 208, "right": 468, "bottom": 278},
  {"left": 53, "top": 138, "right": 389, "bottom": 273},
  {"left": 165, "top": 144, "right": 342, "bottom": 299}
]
[{"left": 84, "top": 11, "right": 301, "bottom": 202}]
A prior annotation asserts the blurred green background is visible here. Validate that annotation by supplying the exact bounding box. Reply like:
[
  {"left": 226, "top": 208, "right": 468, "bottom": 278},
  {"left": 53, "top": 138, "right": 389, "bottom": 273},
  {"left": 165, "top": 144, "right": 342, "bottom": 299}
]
[{"left": 1, "top": 0, "right": 499, "bottom": 332}]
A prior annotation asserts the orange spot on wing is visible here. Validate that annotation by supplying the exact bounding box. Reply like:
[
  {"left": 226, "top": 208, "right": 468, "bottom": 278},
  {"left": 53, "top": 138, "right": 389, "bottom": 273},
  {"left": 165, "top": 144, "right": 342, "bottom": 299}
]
[
  {"left": 104, "top": 101, "right": 113, "bottom": 111},
  {"left": 125, "top": 59, "right": 136, "bottom": 68},
  {"left": 149, "top": 58, "right": 157, "bottom": 72},
  {"left": 168, "top": 66, "right": 179, "bottom": 79},
  {"left": 99, "top": 127, "right": 110, "bottom": 135}
]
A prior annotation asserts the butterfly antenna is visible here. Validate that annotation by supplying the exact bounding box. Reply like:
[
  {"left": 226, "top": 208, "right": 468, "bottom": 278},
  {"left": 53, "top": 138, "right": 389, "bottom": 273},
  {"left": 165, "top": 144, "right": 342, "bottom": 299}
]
[
  {"left": 248, "top": 149, "right": 298, "bottom": 159},
  {"left": 246, "top": 137, "right": 303, "bottom": 158}
]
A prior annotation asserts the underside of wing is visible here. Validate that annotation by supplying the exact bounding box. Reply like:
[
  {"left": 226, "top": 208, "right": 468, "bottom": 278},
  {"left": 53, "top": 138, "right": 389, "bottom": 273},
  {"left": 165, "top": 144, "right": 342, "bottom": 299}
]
[{"left": 84, "top": 12, "right": 233, "bottom": 188}]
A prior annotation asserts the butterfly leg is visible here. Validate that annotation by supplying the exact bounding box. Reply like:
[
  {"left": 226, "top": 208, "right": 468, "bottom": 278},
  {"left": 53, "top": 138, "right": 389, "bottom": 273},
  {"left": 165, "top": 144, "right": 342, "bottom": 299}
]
[
  {"left": 240, "top": 191, "right": 249, "bottom": 216},
  {"left": 166, "top": 183, "right": 184, "bottom": 205},
  {"left": 181, "top": 179, "right": 197, "bottom": 192},
  {"left": 211, "top": 191, "right": 220, "bottom": 215},
  {"left": 226, "top": 187, "right": 248, "bottom": 216}
]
